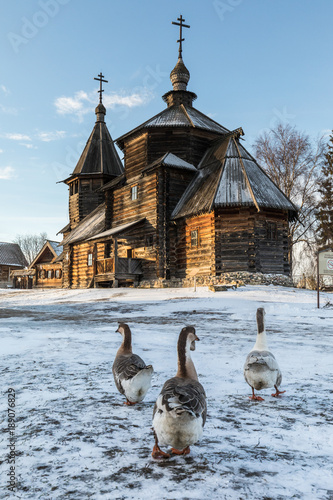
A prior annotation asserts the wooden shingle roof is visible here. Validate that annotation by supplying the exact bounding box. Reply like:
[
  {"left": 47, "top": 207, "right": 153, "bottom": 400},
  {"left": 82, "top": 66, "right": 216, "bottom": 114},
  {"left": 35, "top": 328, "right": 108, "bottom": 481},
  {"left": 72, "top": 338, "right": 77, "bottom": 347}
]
[
  {"left": 62, "top": 105, "right": 124, "bottom": 182},
  {"left": 59, "top": 203, "right": 106, "bottom": 245},
  {"left": 0, "top": 242, "right": 28, "bottom": 267},
  {"left": 142, "top": 152, "right": 197, "bottom": 174},
  {"left": 172, "top": 135, "right": 298, "bottom": 220},
  {"left": 116, "top": 104, "right": 230, "bottom": 150}
]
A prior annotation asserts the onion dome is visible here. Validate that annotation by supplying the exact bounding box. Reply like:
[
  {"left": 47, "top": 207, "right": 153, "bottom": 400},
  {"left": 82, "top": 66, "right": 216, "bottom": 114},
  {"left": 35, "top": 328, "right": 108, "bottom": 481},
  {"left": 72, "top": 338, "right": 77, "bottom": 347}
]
[
  {"left": 95, "top": 102, "right": 106, "bottom": 123},
  {"left": 170, "top": 57, "right": 190, "bottom": 91}
]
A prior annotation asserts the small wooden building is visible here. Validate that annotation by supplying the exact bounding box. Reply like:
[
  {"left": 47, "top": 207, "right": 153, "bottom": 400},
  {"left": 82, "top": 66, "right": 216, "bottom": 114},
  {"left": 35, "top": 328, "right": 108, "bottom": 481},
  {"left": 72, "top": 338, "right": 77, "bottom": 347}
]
[
  {"left": 11, "top": 240, "right": 63, "bottom": 289},
  {"left": 58, "top": 26, "right": 297, "bottom": 288},
  {"left": 0, "top": 242, "right": 28, "bottom": 288},
  {"left": 30, "top": 240, "right": 63, "bottom": 288}
]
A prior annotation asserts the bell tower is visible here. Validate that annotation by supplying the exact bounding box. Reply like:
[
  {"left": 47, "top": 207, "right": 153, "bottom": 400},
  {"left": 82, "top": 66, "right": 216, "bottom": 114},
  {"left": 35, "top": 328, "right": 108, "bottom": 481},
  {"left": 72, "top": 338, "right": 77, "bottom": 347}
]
[{"left": 62, "top": 73, "right": 123, "bottom": 230}]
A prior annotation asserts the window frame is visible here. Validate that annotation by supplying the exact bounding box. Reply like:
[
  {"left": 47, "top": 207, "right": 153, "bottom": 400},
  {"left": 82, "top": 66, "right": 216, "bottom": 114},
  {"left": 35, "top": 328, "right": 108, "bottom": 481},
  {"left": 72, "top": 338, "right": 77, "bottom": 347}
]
[
  {"left": 190, "top": 229, "right": 199, "bottom": 248},
  {"left": 131, "top": 185, "right": 138, "bottom": 201},
  {"left": 266, "top": 221, "right": 278, "bottom": 241}
]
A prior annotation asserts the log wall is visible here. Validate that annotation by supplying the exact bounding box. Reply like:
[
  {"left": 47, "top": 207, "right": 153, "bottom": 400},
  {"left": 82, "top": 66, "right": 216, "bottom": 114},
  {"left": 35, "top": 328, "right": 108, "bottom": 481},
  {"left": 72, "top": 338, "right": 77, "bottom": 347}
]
[
  {"left": 147, "top": 129, "right": 216, "bottom": 167},
  {"left": 214, "top": 207, "right": 290, "bottom": 274},
  {"left": 124, "top": 134, "right": 148, "bottom": 181},
  {"left": 175, "top": 212, "right": 216, "bottom": 278},
  {"left": 35, "top": 263, "right": 63, "bottom": 288}
]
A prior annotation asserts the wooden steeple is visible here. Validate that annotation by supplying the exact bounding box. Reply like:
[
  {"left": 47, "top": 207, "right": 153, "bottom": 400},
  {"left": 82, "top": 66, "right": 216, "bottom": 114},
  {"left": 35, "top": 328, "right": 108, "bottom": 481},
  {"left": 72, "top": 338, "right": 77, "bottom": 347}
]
[{"left": 62, "top": 74, "right": 124, "bottom": 229}]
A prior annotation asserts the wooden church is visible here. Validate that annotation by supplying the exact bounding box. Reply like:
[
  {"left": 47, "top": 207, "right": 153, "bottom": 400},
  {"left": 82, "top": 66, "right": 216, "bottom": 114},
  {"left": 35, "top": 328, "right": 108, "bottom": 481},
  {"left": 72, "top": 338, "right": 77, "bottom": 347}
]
[{"left": 58, "top": 16, "right": 297, "bottom": 289}]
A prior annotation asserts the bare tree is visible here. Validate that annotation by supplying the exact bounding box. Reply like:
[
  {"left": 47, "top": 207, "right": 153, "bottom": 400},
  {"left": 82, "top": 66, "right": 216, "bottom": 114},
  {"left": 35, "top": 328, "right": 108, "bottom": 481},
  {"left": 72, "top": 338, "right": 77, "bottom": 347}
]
[
  {"left": 13, "top": 232, "right": 48, "bottom": 265},
  {"left": 253, "top": 123, "right": 325, "bottom": 268}
]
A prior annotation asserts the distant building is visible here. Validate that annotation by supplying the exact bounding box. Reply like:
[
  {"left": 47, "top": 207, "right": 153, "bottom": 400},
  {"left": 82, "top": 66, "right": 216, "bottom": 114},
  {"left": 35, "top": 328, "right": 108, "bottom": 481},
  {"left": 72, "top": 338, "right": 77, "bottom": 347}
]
[
  {"left": 11, "top": 240, "right": 63, "bottom": 289},
  {"left": 0, "top": 242, "right": 28, "bottom": 288},
  {"left": 58, "top": 18, "right": 297, "bottom": 289}
]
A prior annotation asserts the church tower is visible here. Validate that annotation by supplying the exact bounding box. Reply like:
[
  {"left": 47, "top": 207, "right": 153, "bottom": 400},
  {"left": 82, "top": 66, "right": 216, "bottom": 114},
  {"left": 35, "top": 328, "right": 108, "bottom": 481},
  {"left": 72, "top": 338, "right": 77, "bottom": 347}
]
[{"left": 62, "top": 73, "right": 123, "bottom": 230}]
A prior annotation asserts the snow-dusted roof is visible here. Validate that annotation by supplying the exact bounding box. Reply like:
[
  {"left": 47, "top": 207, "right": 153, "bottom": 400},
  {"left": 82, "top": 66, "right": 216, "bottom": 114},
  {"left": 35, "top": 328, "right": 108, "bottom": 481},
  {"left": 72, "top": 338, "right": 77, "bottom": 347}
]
[
  {"left": 60, "top": 204, "right": 106, "bottom": 246},
  {"left": 49, "top": 241, "right": 63, "bottom": 257},
  {"left": 142, "top": 152, "right": 197, "bottom": 174},
  {"left": 87, "top": 218, "right": 146, "bottom": 241},
  {"left": 0, "top": 242, "right": 28, "bottom": 267},
  {"left": 172, "top": 135, "right": 298, "bottom": 219},
  {"left": 116, "top": 104, "right": 229, "bottom": 149}
]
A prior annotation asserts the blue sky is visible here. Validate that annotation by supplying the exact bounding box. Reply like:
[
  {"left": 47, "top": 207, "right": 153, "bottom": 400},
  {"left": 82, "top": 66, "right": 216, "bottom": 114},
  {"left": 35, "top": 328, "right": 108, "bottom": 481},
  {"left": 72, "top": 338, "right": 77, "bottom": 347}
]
[{"left": 1, "top": 0, "right": 332, "bottom": 242}]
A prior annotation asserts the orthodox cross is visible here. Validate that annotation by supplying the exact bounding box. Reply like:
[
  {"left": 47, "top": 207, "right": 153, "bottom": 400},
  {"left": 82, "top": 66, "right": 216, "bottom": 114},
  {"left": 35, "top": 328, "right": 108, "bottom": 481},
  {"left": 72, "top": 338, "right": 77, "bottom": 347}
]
[
  {"left": 172, "top": 15, "right": 190, "bottom": 59},
  {"left": 94, "top": 72, "right": 108, "bottom": 104}
]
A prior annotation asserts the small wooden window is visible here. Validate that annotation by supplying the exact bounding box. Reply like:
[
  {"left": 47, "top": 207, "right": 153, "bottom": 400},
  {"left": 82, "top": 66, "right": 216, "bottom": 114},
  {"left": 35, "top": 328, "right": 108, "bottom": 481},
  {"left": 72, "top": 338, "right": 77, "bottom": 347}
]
[
  {"left": 55, "top": 269, "right": 62, "bottom": 279},
  {"left": 131, "top": 185, "right": 138, "bottom": 200},
  {"left": 191, "top": 230, "right": 199, "bottom": 247},
  {"left": 127, "top": 249, "right": 133, "bottom": 259},
  {"left": 47, "top": 270, "right": 54, "bottom": 279},
  {"left": 88, "top": 253, "right": 93, "bottom": 266},
  {"left": 266, "top": 222, "right": 277, "bottom": 240}
]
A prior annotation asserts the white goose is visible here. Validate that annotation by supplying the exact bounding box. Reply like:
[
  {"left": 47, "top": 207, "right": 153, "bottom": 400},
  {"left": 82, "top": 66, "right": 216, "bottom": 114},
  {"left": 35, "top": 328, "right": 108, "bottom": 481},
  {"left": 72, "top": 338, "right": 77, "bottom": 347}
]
[
  {"left": 112, "top": 323, "right": 153, "bottom": 405},
  {"left": 244, "top": 308, "right": 285, "bottom": 401},
  {"left": 152, "top": 326, "right": 207, "bottom": 459}
]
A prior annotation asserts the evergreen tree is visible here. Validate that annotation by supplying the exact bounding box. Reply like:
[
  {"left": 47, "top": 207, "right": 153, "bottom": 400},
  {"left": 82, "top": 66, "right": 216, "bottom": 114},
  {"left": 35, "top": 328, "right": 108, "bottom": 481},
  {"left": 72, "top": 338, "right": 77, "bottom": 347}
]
[{"left": 316, "top": 133, "right": 333, "bottom": 247}]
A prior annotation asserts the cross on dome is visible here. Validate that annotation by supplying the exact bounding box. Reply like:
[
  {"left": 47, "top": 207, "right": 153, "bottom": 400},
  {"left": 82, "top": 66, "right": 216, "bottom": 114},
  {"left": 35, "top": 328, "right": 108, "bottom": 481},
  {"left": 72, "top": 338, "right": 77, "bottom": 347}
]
[
  {"left": 94, "top": 72, "right": 108, "bottom": 104},
  {"left": 172, "top": 14, "right": 190, "bottom": 59}
]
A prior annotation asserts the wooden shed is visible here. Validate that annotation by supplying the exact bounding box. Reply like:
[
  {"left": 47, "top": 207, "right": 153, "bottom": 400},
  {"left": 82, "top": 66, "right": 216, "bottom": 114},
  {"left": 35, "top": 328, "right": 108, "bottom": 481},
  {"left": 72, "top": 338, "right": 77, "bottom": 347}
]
[{"left": 0, "top": 242, "right": 28, "bottom": 288}]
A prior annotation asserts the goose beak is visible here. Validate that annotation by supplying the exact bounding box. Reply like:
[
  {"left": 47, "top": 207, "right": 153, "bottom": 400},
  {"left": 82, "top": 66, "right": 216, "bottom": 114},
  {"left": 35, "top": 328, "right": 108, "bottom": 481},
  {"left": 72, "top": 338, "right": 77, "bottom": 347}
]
[{"left": 195, "top": 334, "right": 200, "bottom": 341}]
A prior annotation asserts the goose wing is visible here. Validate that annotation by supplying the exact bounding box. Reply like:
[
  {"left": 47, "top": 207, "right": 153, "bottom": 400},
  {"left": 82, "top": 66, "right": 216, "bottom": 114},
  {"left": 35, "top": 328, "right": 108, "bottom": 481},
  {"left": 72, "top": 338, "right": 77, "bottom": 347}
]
[
  {"left": 112, "top": 354, "right": 146, "bottom": 393},
  {"left": 155, "top": 377, "right": 207, "bottom": 425},
  {"left": 244, "top": 350, "right": 279, "bottom": 372}
]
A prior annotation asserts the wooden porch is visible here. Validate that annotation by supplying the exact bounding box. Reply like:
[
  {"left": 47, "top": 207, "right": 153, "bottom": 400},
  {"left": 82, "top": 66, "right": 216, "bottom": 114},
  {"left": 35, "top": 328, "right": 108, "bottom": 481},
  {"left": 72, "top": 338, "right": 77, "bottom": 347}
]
[{"left": 94, "top": 257, "right": 143, "bottom": 287}]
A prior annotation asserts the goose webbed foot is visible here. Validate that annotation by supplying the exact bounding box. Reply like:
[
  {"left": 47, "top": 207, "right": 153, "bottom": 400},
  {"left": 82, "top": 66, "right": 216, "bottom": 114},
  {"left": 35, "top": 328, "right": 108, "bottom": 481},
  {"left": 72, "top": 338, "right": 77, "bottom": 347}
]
[
  {"left": 171, "top": 446, "right": 190, "bottom": 455},
  {"left": 124, "top": 399, "right": 136, "bottom": 406},
  {"left": 272, "top": 386, "right": 286, "bottom": 397},
  {"left": 249, "top": 387, "right": 264, "bottom": 401},
  {"left": 152, "top": 444, "right": 170, "bottom": 459}
]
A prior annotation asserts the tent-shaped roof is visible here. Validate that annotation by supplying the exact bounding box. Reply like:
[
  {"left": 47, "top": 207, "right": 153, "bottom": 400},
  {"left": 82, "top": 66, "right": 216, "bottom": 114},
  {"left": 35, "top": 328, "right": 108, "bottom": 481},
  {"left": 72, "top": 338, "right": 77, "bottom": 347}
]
[
  {"left": 63, "top": 104, "right": 124, "bottom": 182},
  {"left": 116, "top": 104, "right": 230, "bottom": 150},
  {"left": 172, "top": 135, "right": 298, "bottom": 220},
  {"left": 0, "top": 242, "right": 28, "bottom": 267}
]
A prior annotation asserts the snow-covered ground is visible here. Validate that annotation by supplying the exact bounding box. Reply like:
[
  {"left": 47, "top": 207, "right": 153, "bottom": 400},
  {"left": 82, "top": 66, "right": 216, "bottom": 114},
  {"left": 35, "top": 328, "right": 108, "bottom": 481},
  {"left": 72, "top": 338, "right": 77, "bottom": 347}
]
[{"left": 1, "top": 285, "right": 333, "bottom": 500}]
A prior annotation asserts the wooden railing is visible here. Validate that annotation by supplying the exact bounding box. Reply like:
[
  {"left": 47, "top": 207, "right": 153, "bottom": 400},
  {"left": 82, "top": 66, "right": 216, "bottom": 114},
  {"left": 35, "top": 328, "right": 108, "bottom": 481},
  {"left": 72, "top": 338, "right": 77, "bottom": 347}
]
[
  {"left": 96, "top": 257, "right": 114, "bottom": 275},
  {"left": 117, "top": 258, "right": 142, "bottom": 275},
  {"left": 96, "top": 257, "right": 142, "bottom": 276}
]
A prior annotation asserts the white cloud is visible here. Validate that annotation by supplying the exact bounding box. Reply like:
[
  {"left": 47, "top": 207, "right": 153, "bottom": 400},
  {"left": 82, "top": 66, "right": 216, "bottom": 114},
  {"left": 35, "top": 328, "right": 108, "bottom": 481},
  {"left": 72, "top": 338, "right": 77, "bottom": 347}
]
[
  {"left": 37, "top": 130, "right": 66, "bottom": 142},
  {"left": 21, "top": 143, "right": 37, "bottom": 149},
  {"left": 5, "top": 133, "right": 32, "bottom": 141},
  {"left": 104, "top": 91, "right": 151, "bottom": 109},
  {"left": 0, "top": 149, "right": 3, "bottom": 153},
  {"left": 0, "top": 166, "right": 15, "bottom": 179},
  {"left": 54, "top": 88, "right": 152, "bottom": 121},
  {"left": 54, "top": 91, "right": 91, "bottom": 120},
  {"left": 1, "top": 85, "right": 10, "bottom": 95}
]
